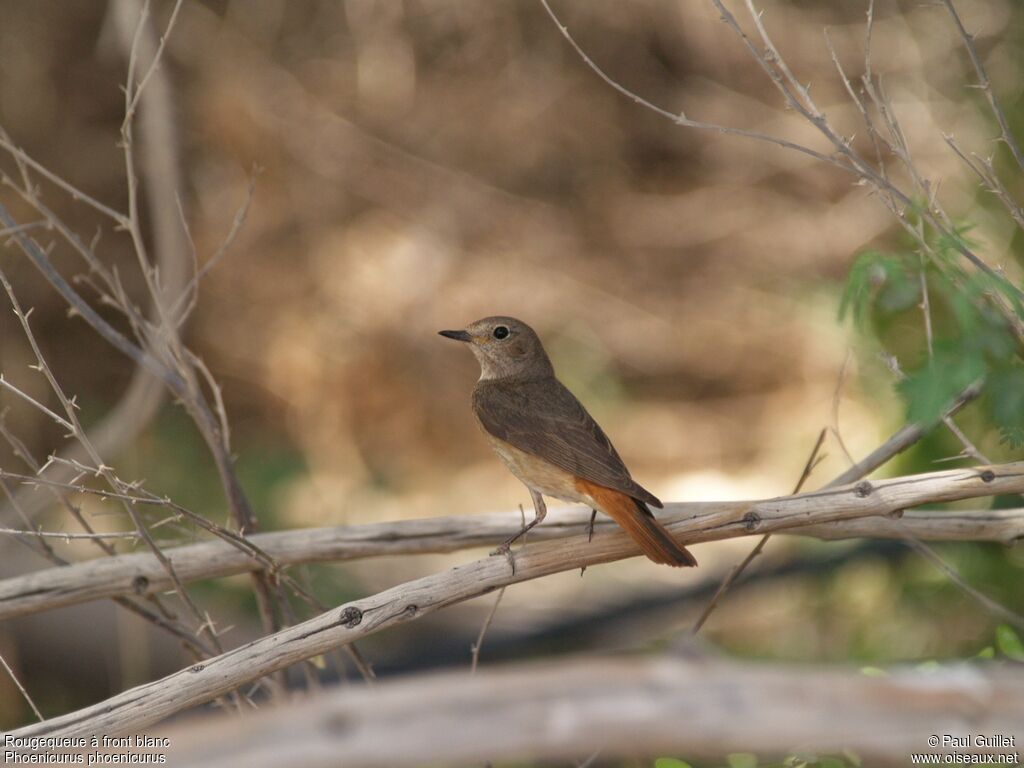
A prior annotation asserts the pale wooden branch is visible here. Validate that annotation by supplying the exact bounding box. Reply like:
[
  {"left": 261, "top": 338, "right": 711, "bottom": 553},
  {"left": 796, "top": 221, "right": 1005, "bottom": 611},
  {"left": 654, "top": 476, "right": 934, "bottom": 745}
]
[
  {"left": 1, "top": 500, "right": 1021, "bottom": 624},
  {"left": 159, "top": 655, "right": 1024, "bottom": 768},
  {"left": 9, "top": 461, "right": 1024, "bottom": 737}
]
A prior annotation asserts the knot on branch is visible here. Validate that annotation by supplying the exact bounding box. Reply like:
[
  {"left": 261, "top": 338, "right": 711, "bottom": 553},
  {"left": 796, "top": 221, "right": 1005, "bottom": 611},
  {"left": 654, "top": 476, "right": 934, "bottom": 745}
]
[
  {"left": 130, "top": 575, "right": 149, "bottom": 595},
  {"left": 188, "top": 664, "right": 204, "bottom": 674},
  {"left": 339, "top": 606, "right": 363, "bottom": 628},
  {"left": 854, "top": 481, "right": 873, "bottom": 498},
  {"left": 742, "top": 510, "right": 762, "bottom": 531},
  {"left": 980, "top": 469, "right": 996, "bottom": 483}
]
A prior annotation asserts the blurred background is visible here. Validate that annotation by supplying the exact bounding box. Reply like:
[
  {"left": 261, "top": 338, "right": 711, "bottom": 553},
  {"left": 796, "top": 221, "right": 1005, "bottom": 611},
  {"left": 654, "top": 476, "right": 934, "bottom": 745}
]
[{"left": 1, "top": 0, "right": 1023, "bottom": 748}]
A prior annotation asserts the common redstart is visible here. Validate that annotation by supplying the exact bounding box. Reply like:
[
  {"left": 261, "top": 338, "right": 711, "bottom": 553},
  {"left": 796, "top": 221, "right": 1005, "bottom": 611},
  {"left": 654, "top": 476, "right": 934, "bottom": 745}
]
[{"left": 440, "top": 316, "right": 696, "bottom": 567}]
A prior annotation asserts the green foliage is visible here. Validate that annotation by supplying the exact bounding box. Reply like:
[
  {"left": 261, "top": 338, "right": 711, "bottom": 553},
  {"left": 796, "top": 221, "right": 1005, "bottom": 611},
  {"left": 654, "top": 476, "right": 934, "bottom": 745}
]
[
  {"left": 895, "top": 343, "right": 984, "bottom": 426},
  {"left": 840, "top": 226, "right": 1023, "bottom": 441},
  {"left": 654, "top": 759, "right": 693, "bottom": 768},
  {"left": 839, "top": 251, "right": 919, "bottom": 326},
  {"left": 995, "top": 624, "right": 1024, "bottom": 661},
  {"left": 726, "top": 754, "right": 758, "bottom": 768}
]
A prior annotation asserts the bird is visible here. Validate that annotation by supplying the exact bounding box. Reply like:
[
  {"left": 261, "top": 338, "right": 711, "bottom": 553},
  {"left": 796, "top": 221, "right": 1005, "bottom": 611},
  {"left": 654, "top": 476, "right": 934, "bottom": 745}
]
[{"left": 439, "top": 316, "right": 697, "bottom": 568}]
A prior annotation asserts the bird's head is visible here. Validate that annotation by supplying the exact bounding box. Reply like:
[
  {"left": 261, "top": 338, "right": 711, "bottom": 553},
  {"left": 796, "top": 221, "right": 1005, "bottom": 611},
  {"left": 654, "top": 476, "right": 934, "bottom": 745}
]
[{"left": 439, "top": 316, "right": 554, "bottom": 381}]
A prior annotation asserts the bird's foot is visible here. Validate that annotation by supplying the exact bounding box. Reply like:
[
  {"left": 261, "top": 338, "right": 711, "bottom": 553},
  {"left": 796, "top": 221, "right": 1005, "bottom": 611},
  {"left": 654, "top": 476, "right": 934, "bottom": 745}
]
[{"left": 490, "top": 542, "right": 517, "bottom": 575}]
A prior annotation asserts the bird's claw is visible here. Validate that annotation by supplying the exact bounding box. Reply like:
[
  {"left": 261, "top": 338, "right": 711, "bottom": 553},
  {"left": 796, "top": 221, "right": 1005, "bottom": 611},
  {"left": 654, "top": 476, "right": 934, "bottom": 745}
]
[{"left": 490, "top": 543, "right": 516, "bottom": 574}]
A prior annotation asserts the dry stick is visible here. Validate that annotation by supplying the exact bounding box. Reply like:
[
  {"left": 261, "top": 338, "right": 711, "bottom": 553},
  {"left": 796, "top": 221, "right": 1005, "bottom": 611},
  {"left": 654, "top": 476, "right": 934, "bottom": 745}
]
[
  {"left": 0, "top": 424, "right": 217, "bottom": 661},
  {"left": 0, "top": 285, "right": 237, "bottom": 712},
  {"left": 691, "top": 375, "right": 984, "bottom": 634},
  {"left": 0, "top": 134, "right": 126, "bottom": 225},
  {"left": 725, "top": 0, "right": 1009, "bottom": 294},
  {"left": 823, "top": 26, "right": 889, "bottom": 199},
  {"left": 0, "top": 200, "right": 289, "bottom": 653},
  {"left": 11, "top": 460, "right": 1024, "bottom": 737},
  {"left": 0, "top": 203, "right": 177, "bottom": 385},
  {"left": 535, "top": 0, "right": 850, "bottom": 172},
  {"left": 2, "top": 3, "right": 279, "bottom": 642},
  {"left": 690, "top": 428, "right": 827, "bottom": 634},
  {"left": 898, "top": 531, "right": 1024, "bottom": 627},
  {"left": 0, "top": 650, "right": 43, "bottom": 723},
  {"left": 0, "top": 527, "right": 140, "bottom": 541},
  {"left": 136, "top": 0, "right": 282, "bottom": 650},
  {"left": 828, "top": 381, "right": 981, "bottom": 488},
  {"left": 0, "top": 477, "right": 59, "bottom": 561},
  {"left": 470, "top": 587, "right": 505, "bottom": 675},
  {"left": 0, "top": 464, "right": 376, "bottom": 681},
  {"left": 470, "top": 506, "right": 525, "bottom": 673},
  {"left": 940, "top": 0, "right": 1024, "bottom": 172},
  {"left": 158, "top": 655, "right": 1024, "bottom": 768},
  {"left": 3, "top": 503, "right": 1022, "bottom": 624},
  {"left": 941, "top": 126, "right": 1024, "bottom": 232},
  {"left": 538, "top": 0, "right": 1024, "bottom": 320},
  {"left": 0, "top": 269, "right": 225, "bottom": 660},
  {"left": 170, "top": 173, "right": 258, "bottom": 326}
]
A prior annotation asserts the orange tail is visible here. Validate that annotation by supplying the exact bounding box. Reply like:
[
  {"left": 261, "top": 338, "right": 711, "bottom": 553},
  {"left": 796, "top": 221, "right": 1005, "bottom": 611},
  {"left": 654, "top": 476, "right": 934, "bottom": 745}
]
[{"left": 576, "top": 478, "right": 697, "bottom": 568}]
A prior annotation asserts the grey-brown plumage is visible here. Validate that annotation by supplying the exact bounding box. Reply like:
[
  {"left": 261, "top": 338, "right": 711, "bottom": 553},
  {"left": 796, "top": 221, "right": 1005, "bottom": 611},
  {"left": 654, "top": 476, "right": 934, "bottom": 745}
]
[
  {"left": 472, "top": 377, "right": 662, "bottom": 509},
  {"left": 439, "top": 315, "right": 696, "bottom": 567}
]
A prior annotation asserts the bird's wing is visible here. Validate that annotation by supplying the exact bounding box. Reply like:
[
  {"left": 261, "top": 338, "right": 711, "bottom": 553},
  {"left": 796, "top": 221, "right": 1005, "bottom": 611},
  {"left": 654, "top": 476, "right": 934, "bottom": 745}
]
[{"left": 472, "top": 378, "right": 662, "bottom": 507}]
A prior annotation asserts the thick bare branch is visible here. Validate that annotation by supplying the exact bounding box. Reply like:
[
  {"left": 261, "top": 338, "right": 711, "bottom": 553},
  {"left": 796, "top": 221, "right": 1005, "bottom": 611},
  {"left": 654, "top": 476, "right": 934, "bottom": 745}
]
[
  {"left": 9, "top": 460, "right": 1024, "bottom": 737},
  {"left": 1, "top": 501, "right": 1020, "bottom": 624},
  {"left": 159, "top": 655, "right": 1024, "bottom": 768}
]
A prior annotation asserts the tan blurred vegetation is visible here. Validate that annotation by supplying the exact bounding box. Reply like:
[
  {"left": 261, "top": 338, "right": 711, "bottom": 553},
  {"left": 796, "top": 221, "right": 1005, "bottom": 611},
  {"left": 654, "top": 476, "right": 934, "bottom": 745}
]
[{"left": 1, "top": 0, "right": 1023, "bottom": 730}]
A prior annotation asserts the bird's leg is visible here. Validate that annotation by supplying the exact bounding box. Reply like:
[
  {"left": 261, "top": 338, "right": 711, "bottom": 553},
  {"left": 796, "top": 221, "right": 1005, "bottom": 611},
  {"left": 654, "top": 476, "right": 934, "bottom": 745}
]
[
  {"left": 492, "top": 489, "right": 547, "bottom": 562},
  {"left": 580, "top": 508, "right": 599, "bottom": 577}
]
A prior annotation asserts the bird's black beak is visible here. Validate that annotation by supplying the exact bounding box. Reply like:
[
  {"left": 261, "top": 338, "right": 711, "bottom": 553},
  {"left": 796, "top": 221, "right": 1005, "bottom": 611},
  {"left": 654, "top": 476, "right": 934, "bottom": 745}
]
[{"left": 438, "top": 329, "right": 472, "bottom": 342}]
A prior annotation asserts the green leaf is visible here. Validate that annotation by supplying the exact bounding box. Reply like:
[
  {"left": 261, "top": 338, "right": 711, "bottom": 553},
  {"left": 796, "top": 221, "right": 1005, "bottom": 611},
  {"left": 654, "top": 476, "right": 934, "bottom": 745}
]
[
  {"left": 654, "top": 759, "right": 693, "bottom": 768},
  {"left": 897, "top": 346, "right": 986, "bottom": 426},
  {"left": 727, "top": 754, "right": 759, "bottom": 768},
  {"left": 976, "top": 645, "right": 995, "bottom": 659},
  {"left": 839, "top": 251, "right": 916, "bottom": 326},
  {"left": 985, "top": 365, "right": 1024, "bottom": 448},
  {"left": 995, "top": 624, "right": 1024, "bottom": 661}
]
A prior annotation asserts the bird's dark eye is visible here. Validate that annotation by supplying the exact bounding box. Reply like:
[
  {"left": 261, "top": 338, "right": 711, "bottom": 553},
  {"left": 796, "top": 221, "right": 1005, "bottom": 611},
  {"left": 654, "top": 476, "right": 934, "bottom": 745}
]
[{"left": 492, "top": 325, "right": 510, "bottom": 340}]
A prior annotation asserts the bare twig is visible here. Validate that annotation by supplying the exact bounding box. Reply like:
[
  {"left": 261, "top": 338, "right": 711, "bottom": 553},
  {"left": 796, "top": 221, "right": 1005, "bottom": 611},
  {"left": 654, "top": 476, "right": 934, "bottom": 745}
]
[
  {"left": 538, "top": 0, "right": 1024, "bottom": 323},
  {"left": 536, "top": 0, "right": 849, "bottom": 170},
  {"left": 940, "top": 0, "right": 1024, "bottom": 172},
  {"left": 470, "top": 587, "right": 506, "bottom": 675},
  {"left": 691, "top": 427, "right": 826, "bottom": 634},
  {"left": 0, "top": 650, "right": 43, "bottom": 723},
  {"left": 0, "top": 527, "right": 140, "bottom": 541}
]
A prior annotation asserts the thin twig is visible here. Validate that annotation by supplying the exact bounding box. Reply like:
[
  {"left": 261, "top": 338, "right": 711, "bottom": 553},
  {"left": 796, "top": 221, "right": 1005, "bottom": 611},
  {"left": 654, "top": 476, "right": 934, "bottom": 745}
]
[
  {"left": 470, "top": 587, "right": 506, "bottom": 675},
  {"left": 939, "top": 0, "right": 1024, "bottom": 171},
  {"left": 0, "top": 526, "right": 140, "bottom": 541},
  {"left": 690, "top": 427, "right": 827, "bottom": 634},
  {"left": 0, "top": 650, "right": 43, "bottom": 723}
]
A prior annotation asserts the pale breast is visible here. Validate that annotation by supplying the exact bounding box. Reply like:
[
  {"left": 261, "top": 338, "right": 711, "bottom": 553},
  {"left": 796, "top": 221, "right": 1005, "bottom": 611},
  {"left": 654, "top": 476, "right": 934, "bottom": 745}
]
[{"left": 484, "top": 433, "right": 594, "bottom": 506}]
